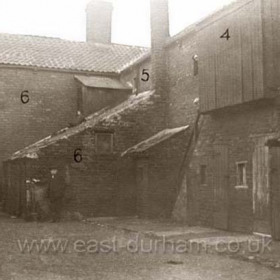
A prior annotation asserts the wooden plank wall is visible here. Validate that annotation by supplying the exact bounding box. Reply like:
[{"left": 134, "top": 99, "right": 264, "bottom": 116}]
[
  {"left": 198, "top": 0, "right": 264, "bottom": 112},
  {"left": 262, "top": 0, "right": 280, "bottom": 95}
]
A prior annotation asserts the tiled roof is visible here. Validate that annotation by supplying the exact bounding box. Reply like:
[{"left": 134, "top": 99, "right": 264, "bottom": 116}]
[
  {"left": 75, "top": 75, "right": 132, "bottom": 90},
  {"left": 9, "top": 90, "right": 155, "bottom": 160},
  {"left": 122, "top": 126, "right": 189, "bottom": 156},
  {"left": 0, "top": 33, "right": 149, "bottom": 73}
]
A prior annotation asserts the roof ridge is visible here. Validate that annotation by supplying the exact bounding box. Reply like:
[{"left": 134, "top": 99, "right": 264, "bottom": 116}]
[
  {"left": 0, "top": 32, "right": 149, "bottom": 72},
  {"left": 0, "top": 32, "right": 149, "bottom": 49},
  {"left": 0, "top": 32, "right": 66, "bottom": 41}
]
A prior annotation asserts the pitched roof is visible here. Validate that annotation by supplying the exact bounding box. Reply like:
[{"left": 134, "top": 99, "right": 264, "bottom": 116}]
[
  {"left": 168, "top": 0, "right": 250, "bottom": 46},
  {"left": 0, "top": 33, "right": 149, "bottom": 73},
  {"left": 122, "top": 126, "right": 189, "bottom": 156},
  {"left": 9, "top": 90, "right": 155, "bottom": 160},
  {"left": 75, "top": 75, "right": 132, "bottom": 90},
  {"left": 123, "top": 0, "right": 242, "bottom": 71}
]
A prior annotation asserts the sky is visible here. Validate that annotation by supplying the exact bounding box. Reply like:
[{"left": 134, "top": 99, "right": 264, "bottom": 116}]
[{"left": 0, "top": 0, "right": 234, "bottom": 47}]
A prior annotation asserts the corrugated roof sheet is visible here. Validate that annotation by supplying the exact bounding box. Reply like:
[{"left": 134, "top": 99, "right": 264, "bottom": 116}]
[
  {"left": 75, "top": 75, "right": 131, "bottom": 90},
  {"left": 0, "top": 33, "right": 149, "bottom": 73},
  {"left": 122, "top": 126, "right": 189, "bottom": 156},
  {"left": 10, "top": 90, "right": 155, "bottom": 160}
]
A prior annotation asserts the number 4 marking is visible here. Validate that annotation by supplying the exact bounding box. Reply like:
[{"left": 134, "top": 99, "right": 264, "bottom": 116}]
[{"left": 220, "top": 28, "right": 230, "bottom": 40}]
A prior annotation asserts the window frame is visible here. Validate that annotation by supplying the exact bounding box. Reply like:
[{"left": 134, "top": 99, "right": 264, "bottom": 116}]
[
  {"left": 95, "top": 132, "right": 114, "bottom": 154},
  {"left": 236, "top": 161, "right": 248, "bottom": 188}
]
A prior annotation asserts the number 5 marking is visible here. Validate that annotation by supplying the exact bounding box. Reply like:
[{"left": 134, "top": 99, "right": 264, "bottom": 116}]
[{"left": 141, "top": 69, "right": 150, "bottom": 82}]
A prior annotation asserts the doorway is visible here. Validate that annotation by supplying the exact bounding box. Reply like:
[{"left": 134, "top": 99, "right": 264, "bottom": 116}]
[
  {"left": 252, "top": 145, "right": 271, "bottom": 235},
  {"left": 253, "top": 143, "right": 280, "bottom": 240},
  {"left": 136, "top": 159, "right": 149, "bottom": 218},
  {"left": 269, "top": 146, "right": 280, "bottom": 240},
  {"left": 212, "top": 145, "right": 229, "bottom": 230}
]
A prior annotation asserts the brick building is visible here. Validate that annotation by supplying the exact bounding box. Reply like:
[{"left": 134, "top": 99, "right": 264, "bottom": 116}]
[
  {"left": 172, "top": 0, "right": 280, "bottom": 241},
  {"left": 2, "top": 0, "right": 280, "bottom": 240},
  {"left": 0, "top": 0, "right": 150, "bottom": 198}
]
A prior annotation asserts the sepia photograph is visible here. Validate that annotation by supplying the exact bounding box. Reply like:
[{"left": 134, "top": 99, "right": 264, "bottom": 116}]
[{"left": 0, "top": 0, "right": 280, "bottom": 279}]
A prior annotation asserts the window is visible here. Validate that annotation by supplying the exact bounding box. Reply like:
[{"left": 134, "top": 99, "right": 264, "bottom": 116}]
[
  {"left": 200, "top": 165, "right": 207, "bottom": 185},
  {"left": 236, "top": 162, "right": 247, "bottom": 186},
  {"left": 193, "top": 55, "right": 199, "bottom": 76},
  {"left": 95, "top": 132, "right": 113, "bottom": 154}
]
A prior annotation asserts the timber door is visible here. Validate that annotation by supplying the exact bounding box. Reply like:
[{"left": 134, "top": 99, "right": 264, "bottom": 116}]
[
  {"left": 270, "top": 147, "right": 280, "bottom": 240},
  {"left": 253, "top": 145, "right": 271, "bottom": 235},
  {"left": 136, "top": 159, "right": 149, "bottom": 218},
  {"left": 195, "top": 145, "right": 229, "bottom": 230},
  {"left": 212, "top": 145, "right": 229, "bottom": 230}
]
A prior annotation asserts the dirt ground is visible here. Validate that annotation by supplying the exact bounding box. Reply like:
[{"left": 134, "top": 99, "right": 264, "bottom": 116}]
[{"left": 0, "top": 216, "right": 280, "bottom": 280}]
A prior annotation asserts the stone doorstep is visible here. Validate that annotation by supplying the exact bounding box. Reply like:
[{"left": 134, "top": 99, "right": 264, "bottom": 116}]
[
  {"left": 86, "top": 216, "right": 137, "bottom": 223},
  {"left": 88, "top": 218, "right": 266, "bottom": 258},
  {"left": 87, "top": 217, "right": 259, "bottom": 249},
  {"left": 86, "top": 217, "right": 280, "bottom": 263}
]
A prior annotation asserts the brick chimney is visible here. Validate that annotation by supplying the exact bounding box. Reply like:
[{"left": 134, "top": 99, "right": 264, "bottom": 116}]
[
  {"left": 86, "top": 0, "right": 113, "bottom": 44},
  {"left": 150, "top": 0, "right": 170, "bottom": 125}
]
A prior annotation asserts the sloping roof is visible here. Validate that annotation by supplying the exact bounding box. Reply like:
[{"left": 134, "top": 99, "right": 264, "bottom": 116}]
[
  {"left": 0, "top": 33, "right": 149, "bottom": 73},
  {"left": 122, "top": 126, "right": 189, "bottom": 156},
  {"left": 75, "top": 75, "right": 132, "bottom": 90},
  {"left": 124, "top": 0, "right": 242, "bottom": 71},
  {"left": 168, "top": 0, "right": 251, "bottom": 45},
  {"left": 9, "top": 90, "right": 155, "bottom": 160}
]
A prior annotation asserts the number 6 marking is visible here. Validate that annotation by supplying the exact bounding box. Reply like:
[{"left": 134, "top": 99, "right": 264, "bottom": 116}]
[
  {"left": 21, "top": 90, "right": 30, "bottom": 104},
  {"left": 74, "top": 149, "right": 83, "bottom": 163}
]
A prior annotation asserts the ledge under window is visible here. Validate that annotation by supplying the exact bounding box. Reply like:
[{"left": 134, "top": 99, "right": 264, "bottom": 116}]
[{"left": 234, "top": 185, "right": 249, "bottom": 190}]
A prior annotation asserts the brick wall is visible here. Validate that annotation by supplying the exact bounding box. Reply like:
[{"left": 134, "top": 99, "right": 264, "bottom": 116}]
[
  {"left": 119, "top": 31, "right": 200, "bottom": 220},
  {"left": 0, "top": 65, "right": 141, "bottom": 202},
  {"left": 3, "top": 91, "right": 167, "bottom": 217},
  {"left": 121, "top": 35, "right": 199, "bottom": 129},
  {"left": 166, "top": 35, "right": 199, "bottom": 128},
  {"left": 134, "top": 130, "right": 190, "bottom": 219},
  {"left": 188, "top": 100, "right": 280, "bottom": 232},
  {"left": 67, "top": 96, "right": 167, "bottom": 217},
  {"left": 120, "top": 59, "right": 152, "bottom": 95},
  {"left": 0, "top": 67, "right": 79, "bottom": 167}
]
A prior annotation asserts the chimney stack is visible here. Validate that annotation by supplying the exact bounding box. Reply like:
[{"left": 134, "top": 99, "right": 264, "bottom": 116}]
[
  {"left": 86, "top": 0, "right": 113, "bottom": 44},
  {"left": 150, "top": 0, "right": 170, "bottom": 97},
  {"left": 150, "top": 0, "right": 170, "bottom": 125}
]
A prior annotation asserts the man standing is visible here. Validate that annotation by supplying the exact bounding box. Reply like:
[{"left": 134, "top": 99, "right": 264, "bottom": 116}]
[{"left": 48, "top": 168, "right": 66, "bottom": 222}]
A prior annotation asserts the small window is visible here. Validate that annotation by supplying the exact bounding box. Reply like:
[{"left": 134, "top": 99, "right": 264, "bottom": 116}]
[
  {"left": 236, "top": 162, "right": 247, "bottom": 186},
  {"left": 200, "top": 165, "right": 207, "bottom": 185},
  {"left": 193, "top": 55, "right": 199, "bottom": 76},
  {"left": 95, "top": 132, "right": 113, "bottom": 154}
]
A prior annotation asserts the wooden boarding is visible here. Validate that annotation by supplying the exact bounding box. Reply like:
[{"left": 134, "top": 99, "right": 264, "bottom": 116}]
[{"left": 270, "top": 147, "right": 280, "bottom": 240}]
